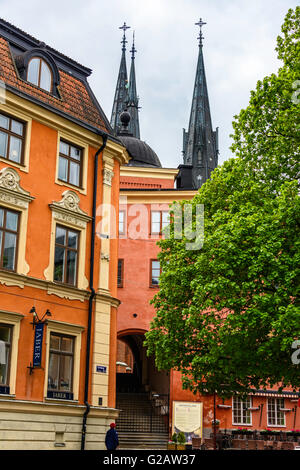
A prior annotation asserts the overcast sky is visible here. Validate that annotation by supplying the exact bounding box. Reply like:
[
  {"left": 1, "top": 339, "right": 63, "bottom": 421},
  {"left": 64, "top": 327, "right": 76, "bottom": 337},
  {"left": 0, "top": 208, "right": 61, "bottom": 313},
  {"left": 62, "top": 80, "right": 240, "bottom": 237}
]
[{"left": 0, "top": 0, "right": 297, "bottom": 168}]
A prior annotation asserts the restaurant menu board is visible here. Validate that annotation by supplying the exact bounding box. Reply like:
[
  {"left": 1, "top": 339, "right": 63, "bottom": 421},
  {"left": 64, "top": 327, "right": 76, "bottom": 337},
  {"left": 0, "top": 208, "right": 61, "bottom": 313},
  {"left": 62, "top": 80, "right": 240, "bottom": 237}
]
[{"left": 172, "top": 401, "right": 203, "bottom": 443}]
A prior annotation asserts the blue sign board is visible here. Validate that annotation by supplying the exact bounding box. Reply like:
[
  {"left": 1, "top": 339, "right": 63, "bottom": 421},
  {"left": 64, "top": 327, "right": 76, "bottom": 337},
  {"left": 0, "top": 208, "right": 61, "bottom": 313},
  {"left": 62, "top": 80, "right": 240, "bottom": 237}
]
[
  {"left": 33, "top": 322, "right": 44, "bottom": 367},
  {"left": 96, "top": 365, "right": 107, "bottom": 373}
]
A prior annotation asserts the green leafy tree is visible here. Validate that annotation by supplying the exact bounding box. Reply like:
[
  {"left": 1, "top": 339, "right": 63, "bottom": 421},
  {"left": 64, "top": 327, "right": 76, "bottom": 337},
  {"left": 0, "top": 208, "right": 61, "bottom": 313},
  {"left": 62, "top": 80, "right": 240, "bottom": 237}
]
[{"left": 145, "top": 8, "right": 300, "bottom": 399}]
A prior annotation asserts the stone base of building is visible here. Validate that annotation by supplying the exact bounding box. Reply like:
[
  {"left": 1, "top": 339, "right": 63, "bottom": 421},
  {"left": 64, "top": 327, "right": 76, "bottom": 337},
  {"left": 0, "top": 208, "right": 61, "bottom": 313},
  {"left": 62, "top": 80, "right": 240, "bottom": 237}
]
[{"left": 0, "top": 398, "right": 119, "bottom": 450}]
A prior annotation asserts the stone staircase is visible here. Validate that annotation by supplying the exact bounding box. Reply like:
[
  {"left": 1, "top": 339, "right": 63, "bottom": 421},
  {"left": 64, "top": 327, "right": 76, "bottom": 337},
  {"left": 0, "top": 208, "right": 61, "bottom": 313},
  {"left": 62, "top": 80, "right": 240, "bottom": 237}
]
[{"left": 116, "top": 393, "right": 169, "bottom": 450}]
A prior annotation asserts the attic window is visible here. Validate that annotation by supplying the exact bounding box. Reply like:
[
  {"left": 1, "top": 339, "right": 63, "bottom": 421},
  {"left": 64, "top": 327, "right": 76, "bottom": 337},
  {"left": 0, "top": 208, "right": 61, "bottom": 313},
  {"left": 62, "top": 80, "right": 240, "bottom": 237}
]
[{"left": 27, "top": 57, "right": 52, "bottom": 92}]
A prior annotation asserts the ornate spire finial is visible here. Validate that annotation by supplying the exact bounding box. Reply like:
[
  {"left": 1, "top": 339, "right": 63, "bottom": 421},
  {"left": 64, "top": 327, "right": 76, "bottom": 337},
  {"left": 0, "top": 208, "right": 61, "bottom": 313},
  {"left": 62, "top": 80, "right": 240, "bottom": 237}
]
[
  {"left": 119, "top": 22, "right": 131, "bottom": 51},
  {"left": 130, "top": 31, "right": 137, "bottom": 60},
  {"left": 195, "top": 18, "right": 207, "bottom": 46}
]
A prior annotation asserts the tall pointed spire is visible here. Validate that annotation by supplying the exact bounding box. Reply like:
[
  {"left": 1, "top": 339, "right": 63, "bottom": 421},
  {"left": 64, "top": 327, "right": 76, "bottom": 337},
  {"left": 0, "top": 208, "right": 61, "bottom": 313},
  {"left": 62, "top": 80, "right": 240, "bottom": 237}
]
[
  {"left": 127, "top": 32, "right": 140, "bottom": 139},
  {"left": 110, "top": 22, "right": 130, "bottom": 134},
  {"left": 177, "top": 18, "right": 219, "bottom": 190}
]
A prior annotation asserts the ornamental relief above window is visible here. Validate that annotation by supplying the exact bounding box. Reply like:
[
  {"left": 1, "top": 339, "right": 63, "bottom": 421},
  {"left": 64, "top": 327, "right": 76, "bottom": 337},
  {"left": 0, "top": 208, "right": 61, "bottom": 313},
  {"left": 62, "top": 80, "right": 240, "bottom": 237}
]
[
  {"left": 0, "top": 167, "right": 34, "bottom": 209},
  {"left": 49, "top": 190, "right": 91, "bottom": 229}
]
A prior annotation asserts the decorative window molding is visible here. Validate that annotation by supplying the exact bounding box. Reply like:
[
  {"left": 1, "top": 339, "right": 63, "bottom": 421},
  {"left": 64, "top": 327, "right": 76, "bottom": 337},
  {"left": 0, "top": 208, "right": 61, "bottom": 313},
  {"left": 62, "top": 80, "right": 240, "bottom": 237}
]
[
  {"left": 0, "top": 167, "right": 33, "bottom": 276},
  {"left": 44, "top": 190, "right": 90, "bottom": 294},
  {"left": 0, "top": 167, "right": 34, "bottom": 208},
  {"left": 44, "top": 319, "right": 85, "bottom": 402},
  {"left": 49, "top": 190, "right": 91, "bottom": 228},
  {"left": 0, "top": 309, "right": 24, "bottom": 396}
]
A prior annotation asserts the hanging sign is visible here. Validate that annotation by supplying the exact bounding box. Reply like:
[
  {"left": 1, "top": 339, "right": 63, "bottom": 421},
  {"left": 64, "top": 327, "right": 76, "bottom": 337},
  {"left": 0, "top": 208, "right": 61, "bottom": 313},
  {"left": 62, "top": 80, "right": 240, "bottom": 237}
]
[{"left": 33, "top": 322, "right": 44, "bottom": 367}]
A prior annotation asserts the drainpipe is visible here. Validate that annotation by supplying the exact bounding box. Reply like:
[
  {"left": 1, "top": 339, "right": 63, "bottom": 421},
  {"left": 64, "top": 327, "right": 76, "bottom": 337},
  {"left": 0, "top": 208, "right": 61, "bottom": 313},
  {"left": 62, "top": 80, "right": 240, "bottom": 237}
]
[{"left": 81, "top": 133, "right": 108, "bottom": 451}]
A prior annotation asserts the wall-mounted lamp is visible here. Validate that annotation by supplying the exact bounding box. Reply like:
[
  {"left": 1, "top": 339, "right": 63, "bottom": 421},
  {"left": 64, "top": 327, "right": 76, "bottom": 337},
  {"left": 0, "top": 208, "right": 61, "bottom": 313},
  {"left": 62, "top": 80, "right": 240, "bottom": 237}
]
[{"left": 30, "top": 306, "right": 52, "bottom": 327}]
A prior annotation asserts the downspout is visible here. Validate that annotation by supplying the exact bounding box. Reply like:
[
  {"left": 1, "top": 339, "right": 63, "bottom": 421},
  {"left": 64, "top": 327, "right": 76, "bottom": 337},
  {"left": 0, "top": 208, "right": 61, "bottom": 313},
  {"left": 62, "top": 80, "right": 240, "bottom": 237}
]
[{"left": 81, "top": 133, "right": 108, "bottom": 451}]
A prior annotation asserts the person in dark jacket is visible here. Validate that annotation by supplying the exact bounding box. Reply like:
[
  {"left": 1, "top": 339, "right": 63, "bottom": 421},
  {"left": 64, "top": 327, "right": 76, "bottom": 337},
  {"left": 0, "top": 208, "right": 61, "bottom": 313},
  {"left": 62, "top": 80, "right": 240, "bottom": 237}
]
[{"left": 105, "top": 422, "right": 119, "bottom": 450}]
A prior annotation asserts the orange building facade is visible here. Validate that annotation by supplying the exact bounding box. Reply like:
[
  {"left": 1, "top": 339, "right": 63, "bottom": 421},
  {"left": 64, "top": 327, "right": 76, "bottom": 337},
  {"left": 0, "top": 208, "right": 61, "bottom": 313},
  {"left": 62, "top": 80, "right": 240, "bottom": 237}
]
[{"left": 0, "top": 19, "right": 129, "bottom": 449}]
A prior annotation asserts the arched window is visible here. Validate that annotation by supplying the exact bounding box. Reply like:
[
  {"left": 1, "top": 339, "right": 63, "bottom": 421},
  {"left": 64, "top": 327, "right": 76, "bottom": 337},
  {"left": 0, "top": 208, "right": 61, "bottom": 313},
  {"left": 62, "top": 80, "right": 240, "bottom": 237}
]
[{"left": 27, "top": 57, "right": 52, "bottom": 92}]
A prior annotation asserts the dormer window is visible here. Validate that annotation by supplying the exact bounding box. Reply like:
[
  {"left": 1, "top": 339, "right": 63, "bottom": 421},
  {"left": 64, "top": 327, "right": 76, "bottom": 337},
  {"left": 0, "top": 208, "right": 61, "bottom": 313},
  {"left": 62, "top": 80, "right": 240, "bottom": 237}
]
[{"left": 27, "top": 57, "right": 52, "bottom": 92}]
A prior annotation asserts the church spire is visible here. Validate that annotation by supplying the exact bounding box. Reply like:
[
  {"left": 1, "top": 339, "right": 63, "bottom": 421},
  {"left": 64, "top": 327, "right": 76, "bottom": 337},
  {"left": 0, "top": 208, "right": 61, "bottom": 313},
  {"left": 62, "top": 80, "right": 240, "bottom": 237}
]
[
  {"left": 110, "top": 22, "right": 130, "bottom": 134},
  {"left": 127, "top": 32, "right": 140, "bottom": 139},
  {"left": 178, "top": 18, "right": 219, "bottom": 190}
]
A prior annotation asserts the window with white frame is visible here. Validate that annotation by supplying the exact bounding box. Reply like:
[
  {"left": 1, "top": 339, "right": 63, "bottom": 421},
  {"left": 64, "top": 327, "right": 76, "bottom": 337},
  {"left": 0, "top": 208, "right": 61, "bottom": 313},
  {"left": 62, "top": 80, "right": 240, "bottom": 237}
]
[
  {"left": 267, "top": 398, "right": 285, "bottom": 426},
  {"left": 151, "top": 211, "right": 169, "bottom": 234},
  {"left": 0, "top": 310, "right": 23, "bottom": 395},
  {"left": 119, "top": 210, "right": 125, "bottom": 235},
  {"left": 232, "top": 396, "right": 252, "bottom": 425},
  {"left": 0, "top": 323, "right": 13, "bottom": 391},
  {"left": 47, "top": 332, "right": 75, "bottom": 399},
  {"left": 45, "top": 320, "right": 84, "bottom": 401}
]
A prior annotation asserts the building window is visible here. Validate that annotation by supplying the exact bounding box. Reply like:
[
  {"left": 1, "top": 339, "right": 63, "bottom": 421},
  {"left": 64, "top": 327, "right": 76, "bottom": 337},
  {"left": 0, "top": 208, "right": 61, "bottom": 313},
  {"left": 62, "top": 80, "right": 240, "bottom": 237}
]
[
  {"left": 0, "top": 207, "right": 19, "bottom": 271},
  {"left": 58, "top": 140, "right": 82, "bottom": 188},
  {"left": 151, "top": 211, "right": 169, "bottom": 234},
  {"left": 267, "top": 398, "right": 285, "bottom": 426},
  {"left": 0, "top": 324, "right": 12, "bottom": 391},
  {"left": 27, "top": 57, "right": 52, "bottom": 92},
  {"left": 118, "top": 259, "right": 124, "bottom": 287},
  {"left": 119, "top": 210, "right": 125, "bottom": 235},
  {"left": 54, "top": 225, "right": 79, "bottom": 286},
  {"left": 0, "top": 112, "right": 25, "bottom": 164},
  {"left": 150, "top": 260, "right": 161, "bottom": 287},
  {"left": 232, "top": 396, "right": 252, "bottom": 425},
  {"left": 47, "top": 333, "right": 74, "bottom": 398}
]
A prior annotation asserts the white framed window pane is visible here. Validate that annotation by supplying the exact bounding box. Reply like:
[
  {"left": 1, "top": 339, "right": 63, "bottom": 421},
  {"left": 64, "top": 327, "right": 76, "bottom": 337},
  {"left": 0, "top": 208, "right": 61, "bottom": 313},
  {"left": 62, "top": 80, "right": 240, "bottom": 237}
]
[
  {"left": 9, "top": 136, "right": 22, "bottom": 163},
  {"left": 50, "top": 335, "right": 60, "bottom": 350},
  {"left": 70, "top": 146, "right": 81, "bottom": 161},
  {"left": 48, "top": 352, "right": 59, "bottom": 389},
  {"left": 58, "top": 156, "right": 68, "bottom": 181},
  {"left": 0, "top": 114, "right": 9, "bottom": 130},
  {"left": 67, "top": 231, "right": 78, "bottom": 249},
  {"left": 69, "top": 161, "right": 80, "bottom": 186},
  {"left": 56, "top": 226, "right": 66, "bottom": 245},
  {"left": 11, "top": 120, "right": 23, "bottom": 136},
  {"left": 152, "top": 261, "right": 160, "bottom": 270},
  {"left": 119, "top": 211, "right": 125, "bottom": 233},
  {"left": 3, "top": 232, "right": 16, "bottom": 269},
  {"left": 66, "top": 250, "right": 77, "bottom": 285},
  {"left": 162, "top": 211, "right": 170, "bottom": 229},
  {"left": 151, "top": 211, "right": 161, "bottom": 233},
  {"left": 54, "top": 246, "right": 65, "bottom": 282},
  {"left": 0, "top": 324, "right": 11, "bottom": 385},
  {"left": 27, "top": 58, "right": 40, "bottom": 86},
  {"left": 59, "top": 355, "right": 73, "bottom": 391},
  {"left": 0, "top": 131, "right": 8, "bottom": 158},
  {"left": 59, "top": 141, "right": 69, "bottom": 156},
  {"left": 40, "top": 60, "right": 52, "bottom": 92},
  {"left": 5, "top": 211, "right": 18, "bottom": 231},
  {"left": 61, "top": 337, "right": 73, "bottom": 353}
]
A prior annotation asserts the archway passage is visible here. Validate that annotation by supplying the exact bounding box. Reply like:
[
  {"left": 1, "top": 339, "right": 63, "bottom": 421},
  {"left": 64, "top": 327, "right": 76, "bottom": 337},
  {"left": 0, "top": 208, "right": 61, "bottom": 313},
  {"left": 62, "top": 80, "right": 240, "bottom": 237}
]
[{"left": 115, "top": 333, "right": 170, "bottom": 446}]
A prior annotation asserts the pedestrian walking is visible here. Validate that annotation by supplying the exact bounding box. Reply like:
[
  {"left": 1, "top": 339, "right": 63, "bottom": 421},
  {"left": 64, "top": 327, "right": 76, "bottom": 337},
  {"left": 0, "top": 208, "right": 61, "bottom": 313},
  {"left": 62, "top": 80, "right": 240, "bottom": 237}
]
[{"left": 105, "top": 422, "right": 119, "bottom": 450}]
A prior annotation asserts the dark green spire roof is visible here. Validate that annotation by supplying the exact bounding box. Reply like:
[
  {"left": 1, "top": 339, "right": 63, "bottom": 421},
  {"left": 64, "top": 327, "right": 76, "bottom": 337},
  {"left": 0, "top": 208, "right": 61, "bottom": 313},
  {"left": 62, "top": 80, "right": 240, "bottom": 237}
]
[
  {"left": 110, "top": 22, "right": 130, "bottom": 134},
  {"left": 127, "top": 33, "right": 140, "bottom": 139},
  {"left": 178, "top": 19, "right": 219, "bottom": 190}
]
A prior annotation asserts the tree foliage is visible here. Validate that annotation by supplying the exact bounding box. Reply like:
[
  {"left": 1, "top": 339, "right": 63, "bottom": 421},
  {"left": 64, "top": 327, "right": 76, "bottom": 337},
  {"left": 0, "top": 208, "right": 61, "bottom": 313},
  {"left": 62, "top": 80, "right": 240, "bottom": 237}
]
[{"left": 144, "top": 8, "right": 300, "bottom": 398}]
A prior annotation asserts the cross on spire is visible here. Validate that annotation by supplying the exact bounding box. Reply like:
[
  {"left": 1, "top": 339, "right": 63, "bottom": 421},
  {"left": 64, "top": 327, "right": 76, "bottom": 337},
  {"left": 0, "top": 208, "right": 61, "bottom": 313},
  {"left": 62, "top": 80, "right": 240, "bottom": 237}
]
[
  {"left": 195, "top": 18, "right": 207, "bottom": 46},
  {"left": 119, "top": 22, "right": 131, "bottom": 51}
]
